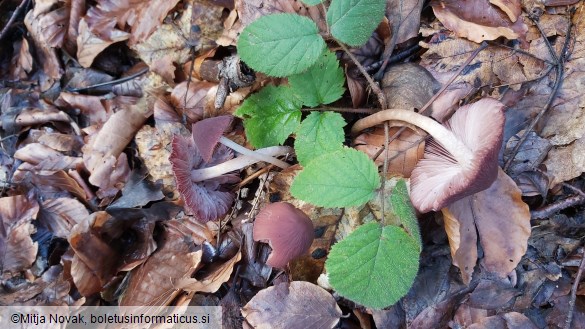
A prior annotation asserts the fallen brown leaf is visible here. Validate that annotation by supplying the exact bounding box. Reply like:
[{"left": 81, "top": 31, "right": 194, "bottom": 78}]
[{"left": 242, "top": 281, "right": 342, "bottom": 329}]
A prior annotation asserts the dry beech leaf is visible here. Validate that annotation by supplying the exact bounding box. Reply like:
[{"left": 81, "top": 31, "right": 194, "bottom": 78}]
[
  {"left": 9, "top": 38, "right": 33, "bottom": 80},
  {"left": 442, "top": 169, "right": 531, "bottom": 283},
  {"left": 431, "top": 0, "right": 528, "bottom": 44},
  {"left": 467, "top": 312, "right": 538, "bottom": 329},
  {"left": 76, "top": 18, "right": 129, "bottom": 68},
  {"left": 39, "top": 197, "right": 89, "bottom": 238},
  {"left": 83, "top": 100, "right": 152, "bottom": 196},
  {"left": 387, "top": 0, "right": 424, "bottom": 44},
  {"left": 24, "top": 10, "right": 62, "bottom": 79},
  {"left": 179, "top": 250, "right": 242, "bottom": 294},
  {"left": 242, "top": 281, "right": 342, "bottom": 329},
  {"left": 0, "top": 195, "right": 39, "bottom": 274},
  {"left": 170, "top": 80, "right": 215, "bottom": 124},
  {"left": 119, "top": 224, "right": 202, "bottom": 306},
  {"left": 468, "top": 279, "right": 520, "bottom": 310},
  {"left": 354, "top": 127, "right": 425, "bottom": 178},
  {"left": 56, "top": 92, "right": 111, "bottom": 125}
]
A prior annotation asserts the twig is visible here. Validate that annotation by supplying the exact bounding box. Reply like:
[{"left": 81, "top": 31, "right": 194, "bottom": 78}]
[
  {"left": 337, "top": 41, "right": 387, "bottom": 109},
  {"left": 531, "top": 194, "right": 585, "bottom": 219},
  {"left": 503, "top": 12, "right": 574, "bottom": 171},
  {"left": 0, "top": 0, "right": 29, "bottom": 42},
  {"left": 301, "top": 107, "right": 376, "bottom": 114},
  {"left": 418, "top": 41, "right": 488, "bottom": 116},
  {"left": 565, "top": 247, "right": 585, "bottom": 329},
  {"left": 66, "top": 67, "right": 149, "bottom": 92}
]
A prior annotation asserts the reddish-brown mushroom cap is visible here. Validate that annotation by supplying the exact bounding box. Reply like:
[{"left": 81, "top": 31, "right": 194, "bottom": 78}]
[
  {"left": 169, "top": 134, "right": 239, "bottom": 222},
  {"left": 253, "top": 202, "right": 314, "bottom": 269},
  {"left": 409, "top": 98, "right": 505, "bottom": 212},
  {"left": 192, "top": 115, "right": 233, "bottom": 163}
]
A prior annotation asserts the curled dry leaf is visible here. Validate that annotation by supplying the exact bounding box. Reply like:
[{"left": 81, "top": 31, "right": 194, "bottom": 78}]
[
  {"left": 442, "top": 169, "right": 530, "bottom": 283},
  {"left": 69, "top": 211, "right": 157, "bottom": 295},
  {"left": 76, "top": 18, "right": 130, "bottom": 68},
  {"left": 0, "top": 195, "right": 39, "bottom": 275},
  {"left": 467, "top": 312, "right": 538, "bottom": 329},
  {"left": 179, "top": 250, "right": 242, "bottom": 294},
  {"left": 83, "top": 100, "right": 152, "bottom": 197},
  {"left": 119, "top": 224, "right": 202, "bottom": 306},
  {"left": 242, "top": 281, "right": 342, "bottom": 329},
  {"left": 431, "top": 0, "right": 528, "bottom": 44},
  {"left": 24, "top": 10, "right": 62, "bottom": 79},
  {"left": 354, "top": 126, "right": 425, "bottom": 178},
  {"left": 38, "top": 197, "right": 89, "bottom": 239},
  {"left": 170, "top": 80, "right": 215, "bottom": 124}
]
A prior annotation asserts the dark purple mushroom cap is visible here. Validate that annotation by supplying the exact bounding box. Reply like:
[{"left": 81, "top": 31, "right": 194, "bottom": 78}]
[
  {"left": 253, "top": 202, "right": 314, "bottom": 269},
  {"left": 192, "top": 115, "right": 233, "bottom": 163},
  {"left": 169, "top": 134, "right": 239, "bottom": 222},
  {"left": 409, "top": 98, "right": 505, "bottom": 212}
]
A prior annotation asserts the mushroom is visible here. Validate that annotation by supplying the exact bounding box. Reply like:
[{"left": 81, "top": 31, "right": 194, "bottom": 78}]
[
  {"left": 253, "top": 202, "right": 314, "bottom": 269},
  {"left": 170, "top": 116, "right": 293, "bottom": 222},
  {"left": 192, "top": 115, "right": 291, "bottom": 169},
  {"left": 351, "top": 98, "right": 505, "bottom": 213}
]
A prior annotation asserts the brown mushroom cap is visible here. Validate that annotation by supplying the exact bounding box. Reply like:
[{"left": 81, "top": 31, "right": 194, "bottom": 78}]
[
  {"left": 169, "top": 134, "right": 239, "bottom": 222},
  {"left": 253, "top": 202, "right": 314, "bottom": 269},
  {"left": 409, "top": 98, "right": 505, "bottom": 212},
  {"left": 192, "top": 115, "right": 233, "bottom": 163}
]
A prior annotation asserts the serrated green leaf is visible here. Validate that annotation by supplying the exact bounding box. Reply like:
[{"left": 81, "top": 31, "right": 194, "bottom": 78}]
[
  {"left": 391, "top": 180, "right": 422, "bottom": 249},
  {"left": 235, "top": 86, "right": 302, "bottom": 148},
  {"left": 291, "top": 148, "right": 380, "bottom": 207},
  {"left": 237, "top": 13, "right": 326, "bottom": 77},
  {"left": 301, "top": 0, "right": 323, "bottom": 5},
  {"left": 289, "top": 51, "right": 345, "bottom": 107},
  {"left": 326, "top": 0, "right": 386, "bottom": 46},
  {"left": 294, "top": 112, "right": 346, "bottom": 166},
  {"left": 326, "top": 222, "right": 420, "bottom": 309}
]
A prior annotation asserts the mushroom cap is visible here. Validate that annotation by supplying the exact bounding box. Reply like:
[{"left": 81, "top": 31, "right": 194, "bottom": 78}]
[
  {"left": 192, "top": 115, "right": 233, "bottom": 163},
  {"left": 169, "top": 134, "right": 239, "bottom": 222},
  {"left": 253, "top": 202, "right": 314, "bottom": 269},
  {"left": 409, "top": 98, "right": 505, "bottom": 212}
]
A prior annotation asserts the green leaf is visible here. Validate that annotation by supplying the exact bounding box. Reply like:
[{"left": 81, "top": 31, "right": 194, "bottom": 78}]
[
  {"left": 289, "top": 51, "right": 345, "bottom": 107},
  {"left": 237, "top": 13, "right": 326, "bottom": 77},
  {"left": 235, "top": 86, "right": 302, "bottom": 148},
  {"left": 390, "top": 180, "right": 422, "bottom": 249},
  {"left": 326, "top": 222, "right": 420, "bottom": 309},
  {"left": 294, "top": 112, "right": 346, "bottom": 166},
  {"left": 291, "top": 148, "right": 380, "bottom": 207},
  {"left": 326, "top": 0, "right": 386, "bottom": 46},
  {"left": 301, "top": 0, "right": 323, "bottom": 6}
]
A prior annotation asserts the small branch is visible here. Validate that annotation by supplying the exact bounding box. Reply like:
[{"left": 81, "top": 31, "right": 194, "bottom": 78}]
[
  {"left": 301, "top": 107, "right": 376, "bottom": 114},
  {"left": 504, "top": 13, "right": 574, "bottom": 171},
  {"left": 337, "top": 41, "right": 387, "bottom": 109},
  {"left": 418, "top": 41, "right": 488, "bottom": 116},
  {"left": 0, "top": 0, "right": 29, "bottom": 42},
  {"left": 565, "top": 247, "right": 585, "bottom": 329},
  {"left": 66, "top": 67, "right": 149, "bottom": 92},
  {"left": 531, "top": 194, "right": 585, "bottom": 219}
]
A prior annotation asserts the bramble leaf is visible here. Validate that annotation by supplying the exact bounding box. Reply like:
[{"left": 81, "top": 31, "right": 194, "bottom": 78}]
[
  {"left": 294, "top": 112, "right": 346, "bottom": 166},
  {"left": 289, "top": 51, "right": 345, "bottom": 107},
  {"left": 327, "top": 0, "right": 386, "bottom": 46},
  {"left": 237, "top": 13, "right": 326, "bottom": 77},
  {"left": 391, "top": 179, "right": 422, "bottom": 249},
  {"left": 234, "top": 86, "right": 302, "bottom": 148},
  {"left": 290, "top": 148, "right": 380, "bottom": 207},
  {"left": 326, "top": 222, "right": 420, "bottom": 309}
]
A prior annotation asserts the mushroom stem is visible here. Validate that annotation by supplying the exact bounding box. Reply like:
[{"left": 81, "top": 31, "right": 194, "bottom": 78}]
[
  {"left": 352, "top": 109, "right": 474, "bottom": 168},
  {"left": 218, "top": 136, "right": 290, "bottom": 169},
  {"left": 191, "top": 146, "right": 293, "bottom": 182}
]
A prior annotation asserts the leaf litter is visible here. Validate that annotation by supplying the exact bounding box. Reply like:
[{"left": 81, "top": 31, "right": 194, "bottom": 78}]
[{"left": 0, "top": 0, "right": 584, "bottom": 328}]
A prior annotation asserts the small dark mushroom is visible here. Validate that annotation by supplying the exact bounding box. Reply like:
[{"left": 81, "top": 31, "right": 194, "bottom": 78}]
[{"left": 253, "top": 202, "right": 314, "bottom": 269}]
